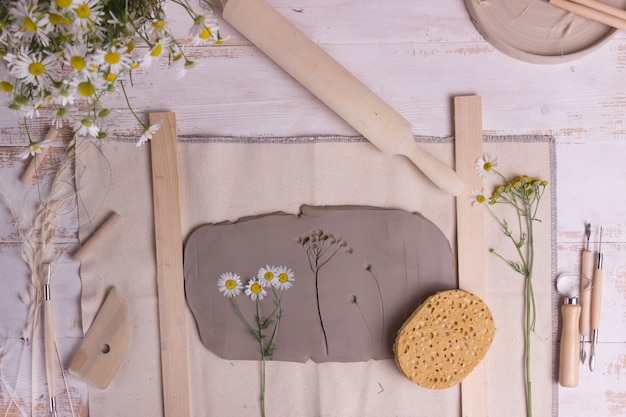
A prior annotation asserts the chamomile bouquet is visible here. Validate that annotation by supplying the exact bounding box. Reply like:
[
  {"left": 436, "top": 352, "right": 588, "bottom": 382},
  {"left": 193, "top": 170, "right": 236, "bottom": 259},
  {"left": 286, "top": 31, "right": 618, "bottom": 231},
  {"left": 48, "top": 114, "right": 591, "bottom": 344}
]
[{"left": 0, "top": 0, "right": 223, "bottom": 157}]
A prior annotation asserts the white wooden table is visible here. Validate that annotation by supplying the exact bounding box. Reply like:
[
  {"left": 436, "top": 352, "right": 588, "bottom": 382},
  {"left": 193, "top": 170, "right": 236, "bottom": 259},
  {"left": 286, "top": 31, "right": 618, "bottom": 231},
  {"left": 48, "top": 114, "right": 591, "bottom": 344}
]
[{"left": 1, "top": 0, "right": 626, "bottom": 416}]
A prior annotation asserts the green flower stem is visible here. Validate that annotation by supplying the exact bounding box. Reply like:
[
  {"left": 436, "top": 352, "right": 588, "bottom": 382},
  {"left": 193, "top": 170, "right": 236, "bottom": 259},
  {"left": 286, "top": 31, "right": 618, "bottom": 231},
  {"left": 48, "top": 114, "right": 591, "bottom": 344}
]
[
  {"left": 255, "top": 299, "right": 267, "bottom": 417},
  {"left": 119, "top": 80, "right": 147, "bottom": 129},
  {"left": 229, "top": 298, "right": 256, "bottom": 336}
]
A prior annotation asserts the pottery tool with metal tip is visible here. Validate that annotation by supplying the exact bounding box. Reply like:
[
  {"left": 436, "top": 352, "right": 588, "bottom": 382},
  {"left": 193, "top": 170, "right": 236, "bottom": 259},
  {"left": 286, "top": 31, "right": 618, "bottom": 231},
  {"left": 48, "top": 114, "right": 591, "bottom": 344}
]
[
  {"left": 590, "top": 226, "right": 604, "bottom": 371},
  {"left": 579, "top": 223, "right": 593, "bottom": 364},
  {"left": 42, "top": 264, "right": 58, "bottom": 417},
  {"left": 218, "top": 0, "right": 464, "bottom": 196},
  {"left": 556, "top": 273, "right": 581, "bottom": 387},
  {"left": 69, "top": 287, "right": 130, "bottom": 389}
]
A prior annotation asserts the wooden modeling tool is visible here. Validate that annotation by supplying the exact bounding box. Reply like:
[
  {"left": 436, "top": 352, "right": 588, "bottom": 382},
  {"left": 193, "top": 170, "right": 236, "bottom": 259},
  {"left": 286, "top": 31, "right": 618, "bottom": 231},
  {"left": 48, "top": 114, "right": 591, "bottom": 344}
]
[
  {"left": 579, "top": 223, "right": 593, "bottom": 364},
  {"left": 42, "top": 264, "right": 58, "bottom": 417},
  {"left": 590, "top": 226, "right": 603, "bottom": 371},
  {"left": 454, "top": 95, "right": 487, "bottom": 417},
  {"left": 72, "top": 212, "right": 122, "bottom": 262},
  {"left": 559, "top": 297, "right": 581, "bottom": 387},
  {"left": 550, "top": 0, "right": 626, "bottom": 31},
  {"left": 70, "top": 287, "right": 130, "bottom": 389},
  {"left": 21, "top": 127, "right": 58, "bottom": 184},
  {"left": 149, "top": 112, "right": 191, "bottom": 417},
  {"left": 219, "top": 0, "right": 464, "bottom": 196}
]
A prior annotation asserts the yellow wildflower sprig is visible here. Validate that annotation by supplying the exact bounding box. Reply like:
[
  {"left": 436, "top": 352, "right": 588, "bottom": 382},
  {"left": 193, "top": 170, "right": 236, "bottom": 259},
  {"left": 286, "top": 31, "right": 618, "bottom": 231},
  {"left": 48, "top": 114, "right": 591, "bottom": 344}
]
[{"left": 472, "top": 155, "right": 548, "bottom": 417}]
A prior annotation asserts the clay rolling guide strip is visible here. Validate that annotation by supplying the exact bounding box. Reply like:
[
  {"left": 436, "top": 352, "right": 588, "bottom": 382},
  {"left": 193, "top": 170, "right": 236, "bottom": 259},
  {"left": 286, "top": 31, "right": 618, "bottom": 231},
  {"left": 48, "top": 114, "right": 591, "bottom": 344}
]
[
  {"left": 454, "top": 95, "right": 487, "bottom": 417},
  {"left": 149, "top": 112, "right": 191, "bottom": 417}
]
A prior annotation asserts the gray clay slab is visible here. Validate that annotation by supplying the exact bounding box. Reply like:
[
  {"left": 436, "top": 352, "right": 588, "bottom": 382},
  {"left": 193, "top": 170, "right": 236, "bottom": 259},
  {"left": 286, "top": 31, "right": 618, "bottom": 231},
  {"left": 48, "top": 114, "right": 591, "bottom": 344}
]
[{"left": 183, "top": 205, "right": 456, "bottom": 362}]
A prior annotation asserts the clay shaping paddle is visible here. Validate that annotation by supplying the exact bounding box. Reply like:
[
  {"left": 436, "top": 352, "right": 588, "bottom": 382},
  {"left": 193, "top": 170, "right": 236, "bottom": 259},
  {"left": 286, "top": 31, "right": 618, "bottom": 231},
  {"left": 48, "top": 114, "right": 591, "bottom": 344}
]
[{"left": 219, "top": 0, "right": 464, "bottom": 196}]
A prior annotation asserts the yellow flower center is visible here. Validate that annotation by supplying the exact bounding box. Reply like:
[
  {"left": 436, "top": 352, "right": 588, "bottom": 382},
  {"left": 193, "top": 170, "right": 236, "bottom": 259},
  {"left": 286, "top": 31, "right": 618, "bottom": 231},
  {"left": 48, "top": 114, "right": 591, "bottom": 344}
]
[
  {"left": 483, "top": 162, "right": 492, "bottom": 171},
  {"left": 199, "top": 27, "right": 212, "bottom": 40},
  {"left": 251, "top": 283, "right": 263, "bottom": 294},
  {"left": 30, "top": 144, "right": 41, "bottom": 153},
  {"left": 56, "top": 0, "right": 72, "bottom": 9},
  {"left": 104, "top": 72, "right": 117, "bottom": 82},
  {"left": 278, "top": 273, "right": 288, "bottom": 283},
  {"left": 24, "top": 17, "right": 37, "bottom": 32},
  {"left": 105, "top": 52, "right": 121, "bottom": 65},
  {"left": 0, "top": 81, "right": 13, "bottom": 93},
  {"left": 126, "top": 42, "right": 135, "bottom": 53},
  {"left": 29, "top": 62, "right": 45, "bottom": 77},
  {"left": 476, "top": 195, "right": 486, "bottom": 203},
  {"left": 71, "top": 56, "right": 86, "bottom": 71},
  {"left": 77, "top": 81, "right": 96, "bottom": 97},
  {"left": 225, "top": 279, "right": 236, "bottom": 290},
  {"left": 49, "top": 13, "right": 64, "bottom": 25},
  {"left": 150, "top": 44, "right": 162, "bottom": 57},
  {"left": 76, "top": 4, "right": 91, "bottom": 19},
  {"left": 263, "top": 272, "right": 274, "bottom": 282},
  {"left": 152, "top": 20, "right": 166, "bottom": 29}
]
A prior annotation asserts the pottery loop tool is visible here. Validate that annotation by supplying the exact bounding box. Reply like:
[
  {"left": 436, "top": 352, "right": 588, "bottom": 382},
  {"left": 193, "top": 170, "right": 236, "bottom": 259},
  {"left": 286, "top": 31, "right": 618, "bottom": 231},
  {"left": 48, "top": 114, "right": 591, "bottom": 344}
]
[
  {"left": 590, "top": 226, "right": 604, "bottom": 371},
  {"left": 69, "top": 287, "right": 130, "bottom": 389},
  {"left": 42, "top": 263, "right": 58, "bottom": 417},
  {"left": 579, "top": 223, "right": 593, "bottom": 364},
  {"left": 556, "top": 273, "right": 581, "bottom": 387},
  {"left": 218, "top": 0, "right": 464, "bottom": 196}
]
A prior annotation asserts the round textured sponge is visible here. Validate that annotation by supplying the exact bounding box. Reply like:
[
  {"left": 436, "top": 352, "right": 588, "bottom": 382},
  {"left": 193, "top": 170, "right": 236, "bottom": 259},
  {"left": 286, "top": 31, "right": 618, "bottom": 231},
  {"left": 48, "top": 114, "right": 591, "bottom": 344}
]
[{"left": 393, "top": 289, "right": 496, "bottom": 389}]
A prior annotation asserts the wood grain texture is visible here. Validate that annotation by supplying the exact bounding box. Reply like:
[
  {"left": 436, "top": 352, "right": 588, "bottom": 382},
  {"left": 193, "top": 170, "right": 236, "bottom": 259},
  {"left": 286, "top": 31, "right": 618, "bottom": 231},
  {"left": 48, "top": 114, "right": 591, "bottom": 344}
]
[
  {"left": 454, "top": 96, "right": 487, "bottom": 417},
  {"left": 149, "top": 112, "right": 191, "bottom": 417}
]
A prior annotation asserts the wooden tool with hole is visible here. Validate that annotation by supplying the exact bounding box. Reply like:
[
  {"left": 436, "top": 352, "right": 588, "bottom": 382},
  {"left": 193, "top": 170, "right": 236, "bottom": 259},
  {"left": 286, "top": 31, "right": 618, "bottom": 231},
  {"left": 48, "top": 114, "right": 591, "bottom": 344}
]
[
  {"left": 69, "top": 287, "right": 130, "bottom": 389},
  {"left": 219, "top": 0, "right": 464, "bottom": 196}
]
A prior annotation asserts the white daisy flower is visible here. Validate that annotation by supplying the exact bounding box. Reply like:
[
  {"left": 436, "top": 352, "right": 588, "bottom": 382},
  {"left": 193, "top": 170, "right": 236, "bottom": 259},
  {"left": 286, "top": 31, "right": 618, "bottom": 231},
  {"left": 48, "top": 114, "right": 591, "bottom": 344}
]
[
  {"left": 136, "top": 120, "right": 162, "bottom": 147},
  {"left": 245, "top": 278, "right": 267, "bottom": 301},
  {"left": 140, "top": 37, "right": 172, "bottom": 69},
  {"left": 63, "top": 43, "right": 91, "bottom": 73},
  {"left": 50, "top": 106, "right": 74, "bottom": 129},
  {"left": 10, "top": 0, "right": 52, "bottom": 47},
  {"left": 54, "top": 86, "right": 76, "bottom": 106},
  {"left": 257, "top": 265, "right": 278, "bottom": 288},
  {"left": 73, "top": 117, "right": 100, "bottom": 138},
  {"left": 469, "top": 188, "right": 488, "bottom": 207},
  {"left": 19, "top": 140, "right": 49, "bottom": 159},
  {"left": 190, "top": 16, "right": 219, "bottom": 46},
  {"left": 69, "top": 73, "right": 105, "bottom": 100},
  {"left": 217, "top": 272, "right": 243, "bottom": 298},
  {"left": 7, "top": 48, "right": 56, "bottom": 89},
  {"left": 475, "top": 154, "right": 498, "bottom": 178},
  {"left": 54, "top": 0, "right": 77, "bottom": 11},
  {"left": 72, "top": 0, "right": 103, "bottom": 29},
  {"left": 93, "top": 44, "right": 133, "bottom": 74},
  {"left": 273, "top": 266, "right": 295, "bottom": 290}
]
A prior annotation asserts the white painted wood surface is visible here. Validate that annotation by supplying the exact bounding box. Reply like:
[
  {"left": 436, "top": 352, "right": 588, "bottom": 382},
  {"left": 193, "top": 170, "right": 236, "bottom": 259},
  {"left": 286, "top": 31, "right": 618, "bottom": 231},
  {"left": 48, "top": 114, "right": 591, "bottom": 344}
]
[{"left": 1, "top": 0, "right": 626, "bottom": 415}]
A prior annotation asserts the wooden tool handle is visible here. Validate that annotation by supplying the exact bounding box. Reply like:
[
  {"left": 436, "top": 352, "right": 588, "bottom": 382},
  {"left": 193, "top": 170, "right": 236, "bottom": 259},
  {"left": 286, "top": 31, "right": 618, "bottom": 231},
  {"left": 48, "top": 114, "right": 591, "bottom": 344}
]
[
  {"left": 220, "top": 0, "right": 463, "bottom": 195},
  {"left": 72, "top": 211, "right": 122, "bottom": 261},
  {"left": 590, "top": 267, "right": 603, "bottom": 330},
  {"left": 549, "top": 0, "right": 626, "bottom": 31},
  {"left": 20, "top": 127, "right": 59, "bottom": 184},
  {"left": 559, "top": 300, "right": 581, "bottom": 387},
  {"left": 44, "top": 298, "right": 57, "bottom": 397},
  {"left": 401, "top": 139, "right": 465, "bottom": 195},
  {"left": 571, "top": 0, "right": 626, "bottom": 21},
  {"left": 579, "top": 250, "right": 593, "bottom": 336}
]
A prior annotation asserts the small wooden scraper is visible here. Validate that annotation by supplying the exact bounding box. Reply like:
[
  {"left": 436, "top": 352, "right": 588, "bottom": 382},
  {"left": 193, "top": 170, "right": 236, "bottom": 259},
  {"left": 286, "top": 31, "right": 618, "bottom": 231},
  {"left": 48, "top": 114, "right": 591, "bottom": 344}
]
[{"left": 69, "top": 287, "right": 130, "bottom": 389}]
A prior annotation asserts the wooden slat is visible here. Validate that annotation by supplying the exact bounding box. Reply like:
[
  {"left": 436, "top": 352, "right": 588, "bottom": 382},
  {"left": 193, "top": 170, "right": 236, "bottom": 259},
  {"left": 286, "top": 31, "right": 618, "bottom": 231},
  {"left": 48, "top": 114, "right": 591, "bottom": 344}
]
[
  {"left": 454, "top": 96, "right": 486, "bottom": 417},
  {"left": 149, "top": 112, "right": 191, "bottom": 417}
]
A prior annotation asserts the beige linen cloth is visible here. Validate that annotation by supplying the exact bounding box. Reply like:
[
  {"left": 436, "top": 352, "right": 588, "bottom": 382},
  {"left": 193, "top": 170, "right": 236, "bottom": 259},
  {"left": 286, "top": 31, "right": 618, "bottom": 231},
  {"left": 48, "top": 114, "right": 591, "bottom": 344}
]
[{"left": 76, "top": 135, "right": 554, "bottom": 417}]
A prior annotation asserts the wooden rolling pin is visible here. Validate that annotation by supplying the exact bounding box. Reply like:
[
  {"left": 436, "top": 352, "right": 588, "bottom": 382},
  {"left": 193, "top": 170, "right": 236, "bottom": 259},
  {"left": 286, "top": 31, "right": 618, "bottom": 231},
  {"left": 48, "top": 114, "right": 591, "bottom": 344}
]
[
  {"left": 219, "top": 0, "right": 464, "bottom": 196},
  {"left": 559, "top": 297, "right": 581, "bottom": 387}
]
